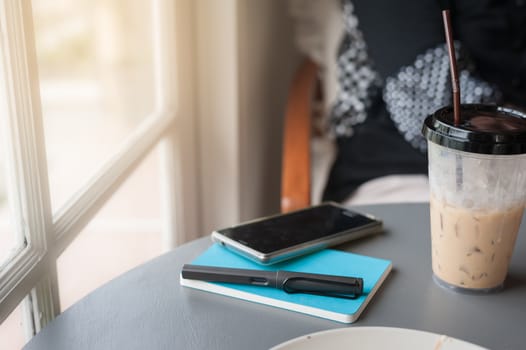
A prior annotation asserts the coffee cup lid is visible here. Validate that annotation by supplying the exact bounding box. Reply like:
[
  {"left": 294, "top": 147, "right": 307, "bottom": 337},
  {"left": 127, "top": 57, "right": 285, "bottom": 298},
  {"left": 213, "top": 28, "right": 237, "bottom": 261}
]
[{"left": 422, "top": 104, "right": 526, "bottom": 155}]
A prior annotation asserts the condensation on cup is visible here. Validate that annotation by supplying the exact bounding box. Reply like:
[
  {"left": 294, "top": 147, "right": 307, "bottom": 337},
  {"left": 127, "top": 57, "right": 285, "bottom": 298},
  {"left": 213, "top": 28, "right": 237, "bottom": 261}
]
[{"left": 422, "top": 104, "right": 526, "bottom": 293}]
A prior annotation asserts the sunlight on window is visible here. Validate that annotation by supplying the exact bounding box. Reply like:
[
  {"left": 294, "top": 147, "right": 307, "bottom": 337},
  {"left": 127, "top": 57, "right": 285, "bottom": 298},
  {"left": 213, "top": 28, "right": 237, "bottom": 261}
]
[
  {"left": 57, "top": 146, "right": 162, "bottom": 311},
  {"left": 0, "top": 139, "right": 18, "bottom": 268},
  {"left": 32, "top": 0, "right": 156, "bottom": 211},
  {"left": 0, "top": 1, "right": 165, "bottom": 342},
  {"left": 0, "top": 300, "right": 26, "bottom": 349}
]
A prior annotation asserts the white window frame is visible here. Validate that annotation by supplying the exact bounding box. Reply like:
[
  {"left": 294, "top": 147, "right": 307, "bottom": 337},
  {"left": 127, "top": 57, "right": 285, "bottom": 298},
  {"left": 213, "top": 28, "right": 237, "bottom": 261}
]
[{"left": 0, "top": 0, "right": 201, "bottom": 336}]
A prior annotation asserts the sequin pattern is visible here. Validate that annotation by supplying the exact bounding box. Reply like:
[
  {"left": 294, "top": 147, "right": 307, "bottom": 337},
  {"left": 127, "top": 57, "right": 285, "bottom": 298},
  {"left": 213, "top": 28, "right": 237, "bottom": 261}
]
[
  {"left": 383, "top": 44, "right": 499, "bottom": 153},
  {"left": 330, "top": 0, "right": 382, "bottom": 137}
]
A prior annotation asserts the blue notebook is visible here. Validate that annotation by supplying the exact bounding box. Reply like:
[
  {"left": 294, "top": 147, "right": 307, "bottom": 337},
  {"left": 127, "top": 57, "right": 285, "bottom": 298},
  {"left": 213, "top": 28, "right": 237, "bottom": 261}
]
[{"left": 180, "top": 244, "right": 392, "bottom": 323}]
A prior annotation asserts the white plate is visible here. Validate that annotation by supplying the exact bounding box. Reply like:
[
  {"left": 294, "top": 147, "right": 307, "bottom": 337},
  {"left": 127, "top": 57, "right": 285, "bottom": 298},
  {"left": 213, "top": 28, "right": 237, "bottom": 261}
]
[{"left": 271, "top": 327, "right": 488, "bottom": 350}]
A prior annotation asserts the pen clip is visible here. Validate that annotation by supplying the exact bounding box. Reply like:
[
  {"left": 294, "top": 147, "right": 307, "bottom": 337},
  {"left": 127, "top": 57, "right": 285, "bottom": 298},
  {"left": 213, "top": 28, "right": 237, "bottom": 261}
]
[{"left": 281, "top": 276, "right": 363, "bottom": 299}]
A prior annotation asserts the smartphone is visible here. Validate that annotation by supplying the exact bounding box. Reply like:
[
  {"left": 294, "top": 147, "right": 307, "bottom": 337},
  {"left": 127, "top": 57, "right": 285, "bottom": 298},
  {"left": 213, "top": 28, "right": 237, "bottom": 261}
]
[{"left": 211, "top": 202, "right": 382, "bottom": 265}]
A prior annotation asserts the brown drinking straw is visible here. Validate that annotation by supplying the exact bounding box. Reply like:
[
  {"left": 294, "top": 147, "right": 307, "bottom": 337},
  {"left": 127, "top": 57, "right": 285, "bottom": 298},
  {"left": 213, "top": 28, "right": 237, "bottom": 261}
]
[
  {"left": 442, "top": 9, "right": 461, "bottom": 126},
  {"left": 442, "top": 8, "right": 463, "bottom": 189}
]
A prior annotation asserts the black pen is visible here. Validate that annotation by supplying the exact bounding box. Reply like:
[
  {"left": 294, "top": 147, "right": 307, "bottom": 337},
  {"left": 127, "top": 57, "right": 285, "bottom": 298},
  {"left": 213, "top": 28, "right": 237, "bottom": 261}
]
[{"left": 181, "top": 264, "right": 363, "bottom": 299}]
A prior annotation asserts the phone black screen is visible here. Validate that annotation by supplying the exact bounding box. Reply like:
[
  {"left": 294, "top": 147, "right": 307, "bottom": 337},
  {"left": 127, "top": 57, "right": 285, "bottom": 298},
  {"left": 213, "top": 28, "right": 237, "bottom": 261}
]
[{"left": 216, "top": 204, "right": 376, "bottom": 254}]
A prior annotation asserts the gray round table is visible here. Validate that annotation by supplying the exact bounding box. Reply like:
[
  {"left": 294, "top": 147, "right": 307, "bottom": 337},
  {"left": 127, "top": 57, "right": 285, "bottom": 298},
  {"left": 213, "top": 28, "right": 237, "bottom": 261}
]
[{"left": 24, "top": 203, "right": 526, "bottom": 350}]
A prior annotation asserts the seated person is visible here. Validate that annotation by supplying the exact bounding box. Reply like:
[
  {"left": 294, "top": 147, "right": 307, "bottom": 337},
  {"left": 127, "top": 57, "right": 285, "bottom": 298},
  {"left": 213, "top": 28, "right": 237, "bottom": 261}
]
[{"left": 319, "top": 0, "right": 526, "bottom": 205}]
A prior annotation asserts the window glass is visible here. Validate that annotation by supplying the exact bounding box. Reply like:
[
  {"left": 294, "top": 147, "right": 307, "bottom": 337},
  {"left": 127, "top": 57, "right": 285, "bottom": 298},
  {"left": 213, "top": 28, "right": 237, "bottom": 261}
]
[
  {"left": 32, "top": 0, "right": 156, "bottom": 211},
  {"left": 0, "top": 300, "right": 26, "bottom": 349},
  {"left": 57, "top": 147, "right": 162, "bottom": 311},
  {"left": 0, "top": 136, "right": 22, "bottom": 268}
]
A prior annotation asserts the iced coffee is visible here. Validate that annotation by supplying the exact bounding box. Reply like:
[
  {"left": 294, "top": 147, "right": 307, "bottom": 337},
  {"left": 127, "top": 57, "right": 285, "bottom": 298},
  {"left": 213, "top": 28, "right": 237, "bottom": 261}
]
[
  {"left": 423, "top": 104, "right": 526, "bottom": 292},
  {"left": 430, "top": 195, "right": 524, "bottom": 289}
]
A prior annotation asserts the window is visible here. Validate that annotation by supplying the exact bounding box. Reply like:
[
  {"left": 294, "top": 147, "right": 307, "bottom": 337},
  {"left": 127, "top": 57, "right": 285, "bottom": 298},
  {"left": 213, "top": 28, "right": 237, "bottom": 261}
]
[
  {"left": 32, "top": 0, "right": 156, "bottom": 211},
  {"left": 57, "top": 147, "right": 163, "bottom": 312},
  {"left": 0, "top": 300, "right": 26, "bottom": 350},
  {"left": 0, "top": 145, "right": 18, "bottom": 269},
  {"left": 0, "top": 0, "right": 201, "bottom": 343}
]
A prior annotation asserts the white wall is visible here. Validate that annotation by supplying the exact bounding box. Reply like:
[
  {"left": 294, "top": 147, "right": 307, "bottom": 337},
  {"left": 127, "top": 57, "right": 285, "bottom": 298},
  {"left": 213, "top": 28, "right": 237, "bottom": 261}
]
[
  {"left": 195, "top": 0, "right": 242, "bottom": 235},
  {"left": 195, "top": 0, "right": 302, "bottom": 234},
  {"left": 237, "top": 0, "right": 302, "bottom": 221}
]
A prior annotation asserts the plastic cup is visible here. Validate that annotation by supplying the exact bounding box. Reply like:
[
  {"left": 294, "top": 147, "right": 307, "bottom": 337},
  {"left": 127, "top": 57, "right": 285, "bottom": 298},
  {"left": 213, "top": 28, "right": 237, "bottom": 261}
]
[{"left": 422, "top": 104, "right": 526, "bottom": 293}]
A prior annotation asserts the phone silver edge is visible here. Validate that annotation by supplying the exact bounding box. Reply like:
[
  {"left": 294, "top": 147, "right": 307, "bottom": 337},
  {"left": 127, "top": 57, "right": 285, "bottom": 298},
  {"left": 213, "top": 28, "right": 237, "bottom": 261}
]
[{"left": 210, "top": 203, "right": 383, "bottom": 265}]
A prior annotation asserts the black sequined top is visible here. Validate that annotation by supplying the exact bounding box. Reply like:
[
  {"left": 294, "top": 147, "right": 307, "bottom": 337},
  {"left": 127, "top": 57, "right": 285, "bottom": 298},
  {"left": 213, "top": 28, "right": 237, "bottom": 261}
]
[{"left": 323, "top": 0, "right": 526, "bottom": 202}]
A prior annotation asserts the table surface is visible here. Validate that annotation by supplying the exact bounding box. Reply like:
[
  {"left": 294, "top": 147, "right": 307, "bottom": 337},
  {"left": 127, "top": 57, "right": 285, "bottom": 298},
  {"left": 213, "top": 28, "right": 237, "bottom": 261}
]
[{"left": 24, "top": 203, "right": 526, "bottom": 350}]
